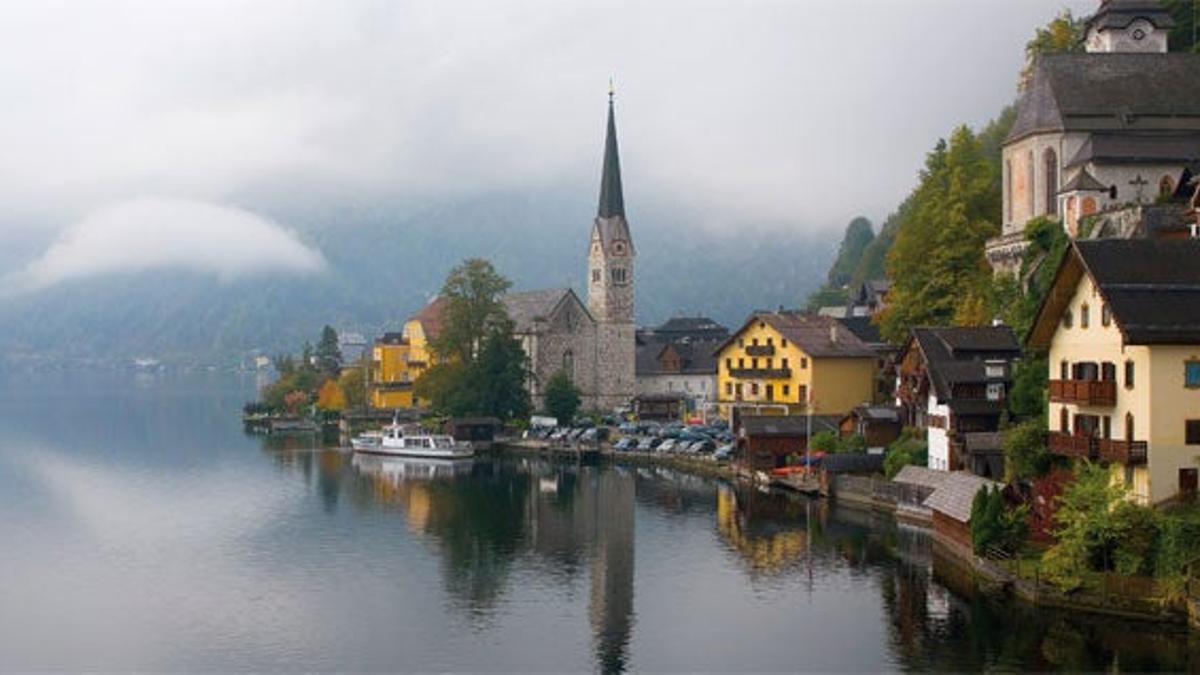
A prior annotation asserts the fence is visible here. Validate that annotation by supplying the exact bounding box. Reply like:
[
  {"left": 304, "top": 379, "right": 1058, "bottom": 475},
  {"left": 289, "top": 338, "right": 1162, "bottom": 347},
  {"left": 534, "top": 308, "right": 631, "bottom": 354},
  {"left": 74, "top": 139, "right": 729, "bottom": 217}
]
[{"left": 828, "top": 475, "right": 934, "bottom": 512}]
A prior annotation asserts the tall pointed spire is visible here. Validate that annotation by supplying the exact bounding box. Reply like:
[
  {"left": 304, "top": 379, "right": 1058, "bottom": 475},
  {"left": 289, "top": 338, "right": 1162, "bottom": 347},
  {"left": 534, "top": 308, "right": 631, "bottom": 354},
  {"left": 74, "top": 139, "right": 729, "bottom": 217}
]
[{"left": 597, "top": 85, "right": 625, "bottom": 219}]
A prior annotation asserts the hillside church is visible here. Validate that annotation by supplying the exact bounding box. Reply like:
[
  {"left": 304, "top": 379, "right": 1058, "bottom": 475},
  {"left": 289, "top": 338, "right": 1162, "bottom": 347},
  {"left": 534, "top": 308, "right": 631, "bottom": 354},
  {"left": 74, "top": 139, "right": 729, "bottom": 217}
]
[{"left": 398, "top": 93, "right": 637, "bottom": 412}]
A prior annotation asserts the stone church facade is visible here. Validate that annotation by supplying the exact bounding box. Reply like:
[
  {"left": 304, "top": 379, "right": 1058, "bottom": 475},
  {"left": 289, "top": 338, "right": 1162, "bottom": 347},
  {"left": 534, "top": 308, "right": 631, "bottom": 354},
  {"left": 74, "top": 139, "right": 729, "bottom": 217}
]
[
  {"left": 507, "top": 93, "right": 637, "bottom": 413},
  {"left": 985, "top": 0, "right": 1200, "bottom": 275}
]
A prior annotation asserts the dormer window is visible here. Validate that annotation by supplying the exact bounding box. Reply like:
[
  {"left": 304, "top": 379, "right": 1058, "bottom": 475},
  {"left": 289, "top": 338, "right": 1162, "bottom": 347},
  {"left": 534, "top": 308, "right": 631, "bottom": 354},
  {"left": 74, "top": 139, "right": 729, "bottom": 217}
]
[
  {"left": 1101, "top": 304, "right": 1112, "bottom": 327},
  {"left": 1081, "top": 304, "right": 1090, "bottom": 329}
]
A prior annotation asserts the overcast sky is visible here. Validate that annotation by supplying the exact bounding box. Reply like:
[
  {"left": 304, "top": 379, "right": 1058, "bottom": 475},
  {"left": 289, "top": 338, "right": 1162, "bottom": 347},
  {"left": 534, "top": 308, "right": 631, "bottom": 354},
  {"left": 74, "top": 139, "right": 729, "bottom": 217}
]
[{"left": 0, "top": 0, "right": 1094, "bottom": 289}]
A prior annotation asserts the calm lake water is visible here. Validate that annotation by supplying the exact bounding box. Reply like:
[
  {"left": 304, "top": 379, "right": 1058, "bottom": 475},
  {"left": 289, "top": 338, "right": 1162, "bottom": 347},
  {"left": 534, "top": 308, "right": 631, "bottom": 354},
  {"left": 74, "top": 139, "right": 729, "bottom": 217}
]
[{"left": 1, "top": 372, "right": 1197, "bottom": 672}]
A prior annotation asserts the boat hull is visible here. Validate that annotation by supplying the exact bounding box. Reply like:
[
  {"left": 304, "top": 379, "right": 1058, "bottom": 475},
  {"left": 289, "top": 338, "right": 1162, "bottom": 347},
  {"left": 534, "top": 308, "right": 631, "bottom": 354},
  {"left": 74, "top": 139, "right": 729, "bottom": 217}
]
[{"left": 354, "top": 445, "right": 474, "bottom": 460}]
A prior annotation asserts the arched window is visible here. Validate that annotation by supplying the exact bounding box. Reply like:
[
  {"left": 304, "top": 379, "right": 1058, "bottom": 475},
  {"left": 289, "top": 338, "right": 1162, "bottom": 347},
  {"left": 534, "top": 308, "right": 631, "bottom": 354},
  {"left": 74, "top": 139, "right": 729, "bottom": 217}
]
[
  {"left": 562, "top": 349, "right": 574, "bottom": 377},
  {"left": 1082, "top": 196, "right": 1098, "bottom": 217},
  {"left": 1026, "top": 151, "right": 1036, "bottom": 217},
  {"left": 1005, "top": 159, "right": 1013, "bottom": 223},
  {"left": 1160, "top": 175, "right": 1175, "bottom": 198},
  {"left": 1101, "top": 303, "right": 1112, "bottom": 327},
  {"left": 1044, "top": 149, "right": 1058, "bottom": 215}
]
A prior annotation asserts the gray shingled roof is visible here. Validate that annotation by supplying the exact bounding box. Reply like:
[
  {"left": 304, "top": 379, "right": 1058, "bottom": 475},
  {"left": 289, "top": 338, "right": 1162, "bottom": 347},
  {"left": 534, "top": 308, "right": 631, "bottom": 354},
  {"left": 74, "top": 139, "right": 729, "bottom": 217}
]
[
  {"left": 893, "top": 465, "right": 951, "bottom": 489},
  {"left": 502, "top": 288, "right": 591, "bottom": 334},
  {"left": 1008, "top": 53, "right": 1200, "bottom": 143},
  {"left": 1076, "top": 238, "right": 1200, "bottom": 343},
  {"left": 907, "top": 326, "right": 1020, "bottom": 402},
  {"left": 1066, "top": 134, "right": 1200, "bottom": 168},
  {"left": 922, "top": 472, "right": 1000, "bottom": 524},
  {"left": 717, "top": 312, "right": 876, "bottom": 359},
  {"left": 741, "top": 415, "right": 841, "bottom": 438},
  {"left": 1086, "top": 0, "right": 1174, "bottom": 31},
  {"left": 1060, "top": 168, "right": 1110, "bottom": 193},
  {"left": 635, "top": 336, "right": 721, "bottom": 376}
]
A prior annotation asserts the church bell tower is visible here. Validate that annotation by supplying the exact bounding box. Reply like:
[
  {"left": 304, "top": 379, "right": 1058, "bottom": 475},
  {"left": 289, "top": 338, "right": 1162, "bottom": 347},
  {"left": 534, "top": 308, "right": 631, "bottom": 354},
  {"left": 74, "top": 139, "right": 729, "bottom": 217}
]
[{"left": 587, "top": 87, "right": 636, "bottom": 409}]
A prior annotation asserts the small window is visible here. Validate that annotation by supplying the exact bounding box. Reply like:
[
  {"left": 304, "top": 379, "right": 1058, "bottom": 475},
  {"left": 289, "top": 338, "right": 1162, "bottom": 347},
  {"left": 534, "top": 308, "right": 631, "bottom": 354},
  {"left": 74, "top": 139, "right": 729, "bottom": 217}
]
[
  {"left": 1186, "top": 360, "right": 1200, "bottom": 389},
  {"left": 751, "top": 358, "right": 759, "bottom": 369},
  {"left": 766, "top": 337, "right": 774, "bottom": 346},
  {"left": 801, "top": 357, "right": 808, "bottom": 369},
  {"left": 1101, "top": 304, "right": 1112, "bottom": 327},
  {"left": 1125, "top": 412, "right": 1135, "bottom": 441},
  {"left": 782, "top": 358, "right": 789, "bottom": 369},
  {"left": 781, "top": 339, "right": 788, "bottom": 348},
  {"left": 738, "top": 357, "right": 745, "bottom": 369},
  {"left": 1125, "top": 360, "right": 1135, "bottom": 389},
  {"left": 798, "top": 384, "right": 808, "bottom": 403},
  {"left": 1186, "top": 420, "right": 1200, "bottom": 445},
  {"left": 1060, "top": 361, "right": 1069, "bottom": 380},
  {"left": 782, "top": 384, "right": 790, "bottom": 397},
  {"left": 725, "top": 382, "right": 732, "bottom": 395},
  {"left": 1080, "top": 304, "right": 1090, "bottom": 329},
  {"left": 750, "top": 383, "right": 759, "bottom": 396},
  {"left": 766, "top": 358, "right": 773, "bottom": 369},
  {"left": 725, "top": 358, "right": 732, "bottom": 370},
  {"left": 987, "top": 382, "right": 1004, "bottom": 401},
  {"left": 1060, "top": 407, "right": 1069, "bottom": 432},
  {"left": 592, "top": 268, "right": 601, "bottom": 283},
  {"left": 1063, "top": 309, "right": 1073, "bottom": 329},
  {"left": 752, "top": 338, "right": 759, "bottom": 346}
]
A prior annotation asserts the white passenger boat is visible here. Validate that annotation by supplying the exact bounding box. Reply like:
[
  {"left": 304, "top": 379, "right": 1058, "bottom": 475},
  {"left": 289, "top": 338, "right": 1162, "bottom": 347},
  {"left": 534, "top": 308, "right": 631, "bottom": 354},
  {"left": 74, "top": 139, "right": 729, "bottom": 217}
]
[{"left": 352, "top": 423, "right": 473, "bottom": 459}]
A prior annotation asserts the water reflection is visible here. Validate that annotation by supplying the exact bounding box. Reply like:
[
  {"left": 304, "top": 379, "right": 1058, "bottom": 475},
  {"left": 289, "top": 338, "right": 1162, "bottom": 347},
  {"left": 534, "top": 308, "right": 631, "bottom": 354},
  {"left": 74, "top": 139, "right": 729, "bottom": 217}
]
[{"left": 1, "top": 372, "right": 1195, "bottom": 671}]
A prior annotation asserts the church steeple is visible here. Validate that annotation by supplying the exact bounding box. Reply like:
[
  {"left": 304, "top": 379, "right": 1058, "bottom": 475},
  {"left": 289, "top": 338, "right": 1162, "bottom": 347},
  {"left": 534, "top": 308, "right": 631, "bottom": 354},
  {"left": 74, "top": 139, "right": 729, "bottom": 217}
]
[{"left": 597, "top": 88, "right": 625, "bottom": 219}]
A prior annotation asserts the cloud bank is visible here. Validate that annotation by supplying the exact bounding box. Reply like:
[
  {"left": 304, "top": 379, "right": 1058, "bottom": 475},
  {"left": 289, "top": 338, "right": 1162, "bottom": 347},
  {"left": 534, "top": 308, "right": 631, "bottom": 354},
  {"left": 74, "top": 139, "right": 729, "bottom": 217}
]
[{"left": 3, "top": 197, "right": 325, "bottom": 295}]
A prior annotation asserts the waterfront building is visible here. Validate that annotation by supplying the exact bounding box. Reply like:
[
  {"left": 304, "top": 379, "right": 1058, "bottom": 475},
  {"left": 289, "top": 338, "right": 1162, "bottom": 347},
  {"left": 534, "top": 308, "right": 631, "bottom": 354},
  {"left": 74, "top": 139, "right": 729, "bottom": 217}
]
[
  {"left": 1027, "top": 238, "right": 1200, "bottom": 505},
  {"left": 634, "top": 316, "right": 728, "bottom": 421},
  {"left": 985, "top": 0, "right": 1200, "bottom": 275},
  {"left": 370, "top": 332, "right": 416, "bottom": 409},
  {"left": 737, "top": 414, "right": 842, "bottom": 471},
  {"left": 894, "top": 326, "right": 1021, "bottom": 477},
  {"left": 923, "top": 472, "right": 1000, "bottom": 555},
  {"left": 839, "top": 404, "right": 902, "bottom": 451},
  {"left": 715, "top": 311, "right": 877, "bottom": 422}
]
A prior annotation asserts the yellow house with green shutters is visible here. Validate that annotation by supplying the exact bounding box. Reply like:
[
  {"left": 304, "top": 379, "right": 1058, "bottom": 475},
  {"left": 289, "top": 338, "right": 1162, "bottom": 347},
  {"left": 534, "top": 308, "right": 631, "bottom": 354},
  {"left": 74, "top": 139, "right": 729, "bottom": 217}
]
[
  {"left": 370, "top": 297, "right": 446, "bottom": 410},
  {"left": 1028, "top": 238, "right": 1200, "bottom": 506},
  {"left": 714, "top": 312, "right": 878, "bottom": 421}
]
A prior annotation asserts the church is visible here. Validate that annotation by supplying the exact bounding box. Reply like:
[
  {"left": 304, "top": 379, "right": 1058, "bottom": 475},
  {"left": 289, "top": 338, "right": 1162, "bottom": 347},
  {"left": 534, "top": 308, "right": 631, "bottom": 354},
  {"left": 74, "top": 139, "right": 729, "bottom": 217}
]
[
  {"left": 986, "top": 0, "right": 1200, "bottom": 275},
  {"left": 402, "top": 93, "right": 637, "bottom": 413}
]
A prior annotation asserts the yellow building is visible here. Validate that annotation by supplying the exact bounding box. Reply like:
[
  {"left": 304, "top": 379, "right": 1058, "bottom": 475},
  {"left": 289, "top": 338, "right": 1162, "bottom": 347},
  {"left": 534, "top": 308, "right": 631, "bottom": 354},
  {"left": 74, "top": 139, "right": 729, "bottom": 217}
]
[
  {"left": 370, "top": 333, "right": 415, "bottom": 409},
  {"left": 1028, "top": 239, "right": 1200, "bottom": 506},
  {"left": 715, "top": 312, "right": 878, "bottom": 420},
  {"left": 370, "top": 297, "right": 447, "bottom": 410}
]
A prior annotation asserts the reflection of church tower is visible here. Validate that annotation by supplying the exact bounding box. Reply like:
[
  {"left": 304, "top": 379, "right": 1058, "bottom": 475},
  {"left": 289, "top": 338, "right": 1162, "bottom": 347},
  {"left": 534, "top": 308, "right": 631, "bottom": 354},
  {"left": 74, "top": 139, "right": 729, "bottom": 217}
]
[
  {"left": 587, "top": 88, "right": 637, "bottom": 410},
  {"left": 587, "top": 468, "right": 635, "bottom": 672}
]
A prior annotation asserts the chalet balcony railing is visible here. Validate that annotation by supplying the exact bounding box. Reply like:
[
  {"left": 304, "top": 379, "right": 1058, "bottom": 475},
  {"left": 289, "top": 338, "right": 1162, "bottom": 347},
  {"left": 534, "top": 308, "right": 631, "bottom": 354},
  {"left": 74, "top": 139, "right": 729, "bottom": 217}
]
[
  {"left": 1048, "top": 432, "right": 1098, "bottom": 459},
  {"left": 1097, "top": 439, "right": 1149, "bottom": 465},
  {"left": 728, "top": 367, "right": 792, "bottom": 379},
  {"left": 745, "top": 345, "right": 775, "bottom": 357},
  {"left": 1049, "top": 379, "right": 1117, "bottom": 406}
]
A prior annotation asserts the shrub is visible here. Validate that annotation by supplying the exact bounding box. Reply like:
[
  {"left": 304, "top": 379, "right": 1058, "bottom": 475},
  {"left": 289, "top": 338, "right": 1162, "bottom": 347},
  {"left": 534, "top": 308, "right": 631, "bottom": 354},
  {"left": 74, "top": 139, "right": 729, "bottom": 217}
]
[{"left": 883, "top": 429, "right": 928, "bottom": 479}]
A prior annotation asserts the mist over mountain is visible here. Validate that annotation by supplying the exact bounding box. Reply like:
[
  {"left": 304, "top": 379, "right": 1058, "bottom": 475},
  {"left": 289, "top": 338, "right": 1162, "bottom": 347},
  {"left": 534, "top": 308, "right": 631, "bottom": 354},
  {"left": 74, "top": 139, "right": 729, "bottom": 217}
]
[{"left": 0, "top": 192, "right": 832, "bottom": 367}]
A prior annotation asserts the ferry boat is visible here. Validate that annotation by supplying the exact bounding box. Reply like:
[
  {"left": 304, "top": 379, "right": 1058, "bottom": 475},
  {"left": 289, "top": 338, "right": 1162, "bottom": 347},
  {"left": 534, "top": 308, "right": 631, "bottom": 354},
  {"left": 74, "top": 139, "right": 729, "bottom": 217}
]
[{"left": 351, "top": 423, "right": 473, "bottom": 459}]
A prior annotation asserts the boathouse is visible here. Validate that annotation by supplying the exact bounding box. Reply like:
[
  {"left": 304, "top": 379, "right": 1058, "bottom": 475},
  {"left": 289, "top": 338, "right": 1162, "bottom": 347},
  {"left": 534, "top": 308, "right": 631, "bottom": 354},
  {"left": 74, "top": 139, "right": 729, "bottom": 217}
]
[{"left": 922, "top": 472, "right": 1000, "bottom": 554}]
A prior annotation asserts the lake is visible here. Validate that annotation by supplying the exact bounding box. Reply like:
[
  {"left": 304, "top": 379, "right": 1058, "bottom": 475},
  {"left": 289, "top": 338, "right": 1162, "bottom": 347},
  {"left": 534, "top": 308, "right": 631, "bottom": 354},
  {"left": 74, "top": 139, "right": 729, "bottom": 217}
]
[{"left": 0, "top": 372, "right": 1195, "bottom": 671}]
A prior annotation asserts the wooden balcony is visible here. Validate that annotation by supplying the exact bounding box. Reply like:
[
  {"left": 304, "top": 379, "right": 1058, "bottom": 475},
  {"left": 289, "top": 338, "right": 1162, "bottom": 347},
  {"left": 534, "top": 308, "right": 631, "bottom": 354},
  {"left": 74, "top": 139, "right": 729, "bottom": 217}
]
[
  {"left": 728, "top": 367, "right": 792, "bottom": 379},
  {"left": 1048, "top": 432, "right": 1097, "bottom": 459},
  {"left": 745, "top": 345, "right": 775, "bottom": 357},
  {"left": 1049, "top": 379, "right": 1117, "bottom": 406},
  {"left": 1097, "top": 439, "right": 1148, "bottom": 465}
]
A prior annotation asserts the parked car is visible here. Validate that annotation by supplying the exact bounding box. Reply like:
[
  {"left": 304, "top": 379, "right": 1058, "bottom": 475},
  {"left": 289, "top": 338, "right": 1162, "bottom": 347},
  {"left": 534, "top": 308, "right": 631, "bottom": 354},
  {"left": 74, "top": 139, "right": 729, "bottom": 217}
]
[
  {"left": 580, "top": 428, "right": 599, "bottom": 442},
  {"left": 714, "top": 444, "right": 734, "bottom": 462},
  {"left": 657, "top": 439, "right": 678, "bottom": 453},
  {"left": 613, "top": 437, "right": 637, "bottom": 451},
  {"left": 636, "top": 437, "right": 659, "bottom": 451},
  {"left": 691, "top": 439, "right": 717, "bottom": 454},
  {"left": 618, "top": 422, "right": 638, "bottom": 435},
  {"left": 549, "top": 428, "right": 568, "bottom": 440}
]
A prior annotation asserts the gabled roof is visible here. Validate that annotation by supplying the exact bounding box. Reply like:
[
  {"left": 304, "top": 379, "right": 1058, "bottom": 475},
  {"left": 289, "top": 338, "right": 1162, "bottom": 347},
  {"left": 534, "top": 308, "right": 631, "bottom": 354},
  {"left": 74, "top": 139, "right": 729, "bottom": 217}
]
[
  {"left": 837, "top": 316, "right": 886, "bottom": 347},
  {"left": 635, "top": 335, "right": 721, "bottom": 376},
  {"left": 716, "top": 312, "right": 876, "bottom": 359},
  {"left": 654, "top": 316, "right": 730, "bottom": 340},
  {"left": 741, "top": 415, "right": 841, "bottom": 438},
  {"left": 903, "top": 326, "right": 1020, "bottom": 401},
  {"left": 1060, "top": 167, "right": 1110, "bottom": 193},
  {"left": 1028, "top": 239, "right": 1200, "bottom": 348},
  {"left": 1086, "top": 0, "right": 1174, "bottom": 31},
  {"left": 844, "top": 405, "right": 901, "bottom": 423},
  {"left": 408, "top": 297, "right": 448, "bottom": 342},
  {"left": 1008, "top": 53, "right": 1200, "bottom": 143},
  {"left": 923, "top": 472, "right": 1000, "bottom": 524},
  {"left": 502, "top": 288, "right": 592, "bottom": 334}
]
